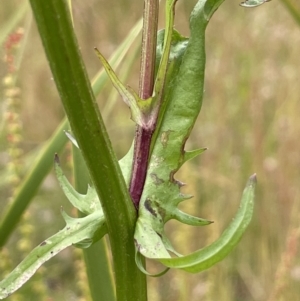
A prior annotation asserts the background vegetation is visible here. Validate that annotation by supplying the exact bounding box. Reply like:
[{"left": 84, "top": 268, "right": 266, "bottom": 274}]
[{"left": 0, "top": 0, "right": 300, "bottom": 300}]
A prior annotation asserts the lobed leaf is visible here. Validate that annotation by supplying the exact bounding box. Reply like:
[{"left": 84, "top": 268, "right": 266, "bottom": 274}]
[
  {"left": 134, "top": 0, "right": 256, "bottom": 273},
  {"left": 135, "top": 0, "right": 211, "bottom": 260},
  {"left": 159, "top": 175, "right": 256, "bottom": 272},
  {"left": 0, "top": 210, "right": 106, "bottom": 299},
  {"left": 54, "top": 154, "right": 101, "bottom": 215}
]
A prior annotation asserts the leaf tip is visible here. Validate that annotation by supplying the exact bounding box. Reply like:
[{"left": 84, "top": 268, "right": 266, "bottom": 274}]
[
  {"left": 240, "top": 0, "right": 271, "bottom": 8},
  {"left": 54, "top": 153, "right": 60, "bottom": 165},
  {"left": 64, "top": 131, "right": 79, "bottom": 148},
  {"left": 183, "top": 148, "right": 208, "bottom": 165},
  {"left": 248, "top": 173, "right": 257, "bottom": 185}
]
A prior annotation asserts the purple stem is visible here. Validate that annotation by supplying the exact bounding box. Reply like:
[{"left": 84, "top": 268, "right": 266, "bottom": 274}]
[
  {"left": 129, "top": 127, "right": 153, "bottom": 209},
  {"left": 129, "top": 0, "right": 159, "bottom": 209}
]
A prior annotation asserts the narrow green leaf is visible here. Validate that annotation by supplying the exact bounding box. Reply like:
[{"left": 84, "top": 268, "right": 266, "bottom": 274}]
[
  {"left": 172, "top": 210, "right": 213, "bottom": 226},
  {"left": 67, "top": 0, "right": 73, "bottom": 23},
  {"left": 94, "top": 47, "right": 138, "bottom": 107},
  {"left": 94, "top": 47, "right": 147, "bottom": 126},
  {"left": 92, "top": 18, "right": 142, "bottom": 97},
  {"left": 280, "top": 0, "right": 300, "bottom": 26},
  {"left": 0, "top": 119, "right": 69, "bottom": 247},
  {"left": 0, "top": 210, "right": 106, "bottom": 299},
  {"left": 153, "top": 0, "right": 177, "bottom": 96}
]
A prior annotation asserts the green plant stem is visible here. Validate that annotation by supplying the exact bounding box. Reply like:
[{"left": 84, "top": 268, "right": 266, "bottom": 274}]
[
  {"left": 0, "top": 119, "right": 69, "bottom": 248},
  {"left": 129, "top": 0, "right": 159, "bottom": 208},
  {"left": 73, "top": 146, "right": 115, "bottom": 301},
  {"left": 139, "top": 0, "right": 159, "bottom": 98},
  {"left": 0, "top": 15, "right": 142, "bottom": 250},
  {"left": 28, "top": 1, "right": 147, "bottom": 300}
]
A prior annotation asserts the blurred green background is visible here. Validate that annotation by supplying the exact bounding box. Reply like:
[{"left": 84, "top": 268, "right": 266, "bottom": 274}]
[{"left": 1, "top": 0, "right": 300, "bottom": 300}]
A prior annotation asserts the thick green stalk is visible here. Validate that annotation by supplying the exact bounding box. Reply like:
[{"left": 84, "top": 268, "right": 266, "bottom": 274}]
[
  {"left": 28, "top": 1, "right": 146, "bottom": 300},
  {"left": 0, "top": 16, "right": 142, "bottom": 247}
]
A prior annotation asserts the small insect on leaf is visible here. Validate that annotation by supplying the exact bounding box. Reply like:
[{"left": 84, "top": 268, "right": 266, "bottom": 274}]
[{"left": 240, "top": 0, "right": 271, "bottom": 8}]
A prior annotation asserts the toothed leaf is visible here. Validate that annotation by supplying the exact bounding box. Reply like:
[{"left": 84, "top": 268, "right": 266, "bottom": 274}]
[
  {"left": 159, "top": 175, "right": 256, "bottom": 272},
  {"left": 182, "top": 148, "right": 207, "bottom": 165},
  {"left": 54, "top": 155, "right": 101, "bottom": 214},
  {"left": 134, "top": 0, "right": 256, "bottom": 275},
  {"left": 134, "top": 0, "right": 211, "bottom": 260},
  {"left": 0, "top": 210, "right": 106, "bottom": 299}
]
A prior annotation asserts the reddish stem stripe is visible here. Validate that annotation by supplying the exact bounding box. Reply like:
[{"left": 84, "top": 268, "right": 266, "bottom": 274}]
[
  {"left": 129, "top": 0, "right": 159, "bottom": 209},
  {"left": 129, "top": 127, "right": 153, "bottom": 209}
]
